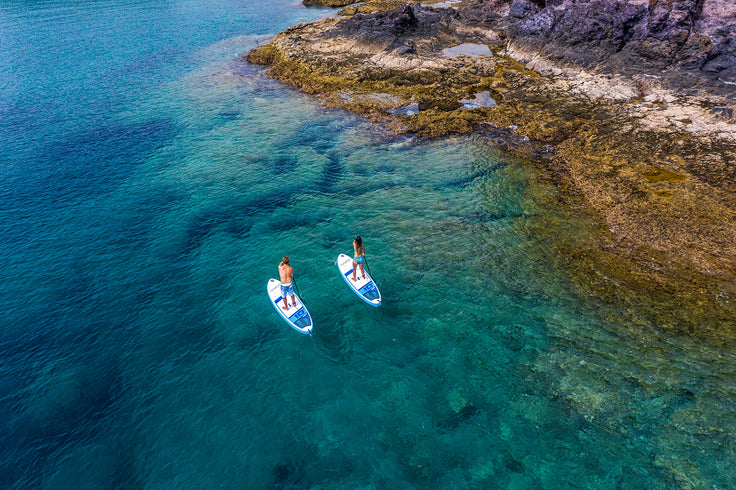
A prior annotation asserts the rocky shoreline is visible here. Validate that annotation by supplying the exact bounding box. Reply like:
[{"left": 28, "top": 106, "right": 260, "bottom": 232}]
[{"left": 246, "top": 0, "right": 736, "bottom": 339}]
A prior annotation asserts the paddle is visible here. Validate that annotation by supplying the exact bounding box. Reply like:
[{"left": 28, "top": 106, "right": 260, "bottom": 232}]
[
  {"left": 291, "top": 275, "right": 313, "bottom": 336},
  {"left": 292, "top": 275, "right": 303, "bottom": 304},
  {"left": 361, "top": 254, "right": 384, "bottom": 317},
  {"left": 363, "top": 254, "right": 374, "bottom": 281}
]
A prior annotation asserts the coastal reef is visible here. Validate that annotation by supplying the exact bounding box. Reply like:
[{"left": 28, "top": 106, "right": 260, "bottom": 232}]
[{"left": 251, "top": 1, "right": 736, "bottom": 339}]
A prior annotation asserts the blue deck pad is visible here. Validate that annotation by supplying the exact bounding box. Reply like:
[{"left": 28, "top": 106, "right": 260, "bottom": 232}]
[
  {"left": 289, "top": 307, "right": 311, "bottom": 328},
  {"left": 358, "top": 282, "right": 380, "bottom": 300},
  {"left": 273, "top": 296, "right": 311, "bottom": 329}
]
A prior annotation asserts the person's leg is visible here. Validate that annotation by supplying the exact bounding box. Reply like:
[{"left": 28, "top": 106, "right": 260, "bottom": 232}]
[
  {"left": 352, "top": 260, "right": 357, "bottom": 281},
  {"left": 281, "top": 284, "right": 290, "bottom": 310},
  {"left": 359, "top": 263, "right": 365, "bottom": 279}
]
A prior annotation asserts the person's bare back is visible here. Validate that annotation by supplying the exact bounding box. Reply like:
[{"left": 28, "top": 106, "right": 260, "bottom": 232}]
[{"left": 278, "top": 260, "right": 293, "bottom": 284}]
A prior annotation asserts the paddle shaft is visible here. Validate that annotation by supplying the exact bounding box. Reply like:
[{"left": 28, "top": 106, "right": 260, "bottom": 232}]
[
  {"left": 293, "top": 276, "right": 305, "bottom": 305},
  {"left": 363, "top": 255, "right": 374, "bottom": 279},
  {"left": 292, "top": 277, "right": 314, "bottom": 335}
]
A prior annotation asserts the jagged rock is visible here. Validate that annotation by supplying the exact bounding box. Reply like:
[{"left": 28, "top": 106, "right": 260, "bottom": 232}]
[
  {"left": 334, "top": 3, "right": 452, "bottom": 42},
  {"left": 395, "top": 43, "right": 416, "bottom": 54},
  {"left": 508, "top": 0, "right": 540, "bottom": 19},
  {"left": 456, "top": 0, "right": 736, "bottom": 97}
]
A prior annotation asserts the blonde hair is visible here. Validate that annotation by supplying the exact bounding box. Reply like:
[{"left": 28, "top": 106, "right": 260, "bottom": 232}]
[{"left": 281, "top": 256, "right": 290, "bottom": 265}]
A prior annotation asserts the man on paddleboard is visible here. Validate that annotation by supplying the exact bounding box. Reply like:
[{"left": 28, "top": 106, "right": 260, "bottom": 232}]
[{"left": 278, "top": 256, "right": 295, "bottom": 310}]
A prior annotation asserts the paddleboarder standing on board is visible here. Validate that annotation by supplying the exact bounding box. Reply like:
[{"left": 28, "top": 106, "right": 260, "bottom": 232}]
[
  {"left": 352, "top": 236, "right": 365, "bottom": 282},
  {"left": 278, "top": 256, "right": 295, "bottom": 310}
]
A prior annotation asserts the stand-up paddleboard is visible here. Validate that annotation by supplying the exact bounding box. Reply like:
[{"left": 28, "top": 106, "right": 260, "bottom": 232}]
[
  {"left": 267, "top": 278, "right": 313, "bottom": 335},
  {"left": 336, "top": 253, "right": 381, "bottom": 307}
]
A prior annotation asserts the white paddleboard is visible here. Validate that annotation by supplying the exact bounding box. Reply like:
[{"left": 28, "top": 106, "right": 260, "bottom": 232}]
[
  {"left": 267, "top": 278, "right": 313, "bottom": 335},
  {"left": 336, "top": 253, "right": 381, "bottom": 307}
]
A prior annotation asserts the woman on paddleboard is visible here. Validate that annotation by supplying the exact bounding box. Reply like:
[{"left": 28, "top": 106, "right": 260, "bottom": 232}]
[{"left": 352, "top": 236, "right": 365, "bottom": 282}]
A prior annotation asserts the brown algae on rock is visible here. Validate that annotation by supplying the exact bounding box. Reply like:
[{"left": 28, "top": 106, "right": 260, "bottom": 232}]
[{"left": 642, "top": 167, "right": 687, "bottom": 184}]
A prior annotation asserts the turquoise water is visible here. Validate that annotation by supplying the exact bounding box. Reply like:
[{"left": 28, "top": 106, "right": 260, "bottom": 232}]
[{"left": 2, "top": 1, "right": 735, "bottom": 488}]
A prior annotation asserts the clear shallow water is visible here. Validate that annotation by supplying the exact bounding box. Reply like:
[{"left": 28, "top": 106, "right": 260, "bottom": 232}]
[{"left": 1, "top": 1, "right": 735, "bottom": 488}]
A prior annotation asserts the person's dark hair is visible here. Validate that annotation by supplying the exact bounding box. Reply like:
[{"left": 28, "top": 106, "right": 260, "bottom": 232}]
[
  {"left": 355, "top": 236, "right": 362, "bottom": 247},
  {"left": 282, "top": 256, "right": 289, "bottom": 265}
]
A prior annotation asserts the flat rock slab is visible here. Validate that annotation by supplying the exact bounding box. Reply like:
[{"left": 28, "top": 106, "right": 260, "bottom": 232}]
[{"left": 442, "top": 43, "right": 493, "bottom": 58}]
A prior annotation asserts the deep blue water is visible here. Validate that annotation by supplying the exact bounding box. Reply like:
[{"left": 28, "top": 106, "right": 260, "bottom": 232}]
[{"left": 2, "top": 1, "right": 735, "bottom": 488}]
